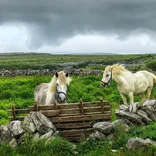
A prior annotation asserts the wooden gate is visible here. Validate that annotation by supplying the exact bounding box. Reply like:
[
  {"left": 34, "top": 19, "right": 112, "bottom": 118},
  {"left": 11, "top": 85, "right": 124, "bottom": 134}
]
[{"left": 8, "top": 98, "right": 111, "bottom": 142}]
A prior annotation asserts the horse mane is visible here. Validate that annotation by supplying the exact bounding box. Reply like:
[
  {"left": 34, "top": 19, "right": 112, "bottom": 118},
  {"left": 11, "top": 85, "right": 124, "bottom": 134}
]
[
  {"left": 50, "top": 71, "right": 72, "bottom": 93},
  {"left": 105, "top": 64, "right": 127, "bottom": 76}
]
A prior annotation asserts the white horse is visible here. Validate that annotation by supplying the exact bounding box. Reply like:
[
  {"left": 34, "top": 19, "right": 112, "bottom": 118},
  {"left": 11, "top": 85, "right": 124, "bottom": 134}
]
[
  {"left": 101, "top": 64, "right": 156, "bottom": 112},
  {"left": 34, "top": 71, "right": 72, "bottom": 105}
]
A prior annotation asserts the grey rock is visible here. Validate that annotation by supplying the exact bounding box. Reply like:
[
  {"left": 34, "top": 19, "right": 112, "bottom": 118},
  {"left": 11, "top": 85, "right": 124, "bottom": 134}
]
[
  {"left": 107, "top": 134, "right": 114, "bottom": 141},
  {"left": 126, "top": 138, "right": 155, "bottom": 150},
  {"left": 143, "top": 100, "right": 156, "bottom": 109},
  {"left": 33, "top": 132, "right": 40, "bottom": 141},
  {"left": 115, "top": 109, "right": 144, "bottom": 125},
  {"left": 112, "top": 119, "right": 130, "bottom": 132},
  {"left": 30, "top": 111, "right": 56, "bottom": 134},
  {"left": 119, "top": 104, "right": 129, "bottom": 111},
  {"left": 22, "top": 113, "right": 36, "bottom": 133},
  {"left": 137, "top": 110, "right": 152, "bottom": 124},
  {"left": 89, "top": 131, "right": 106, "bottom": 140},
  {"left": 52, "top": 130, "right": 59, "bottom": 137},
  {"left": 9, "top": 138, "right": 17, "bottom": 148},
  {"left": 40, "top": 130, "right": 54, "bottom": 140},
  {"left": 93, "top": 122, "right": 113, "bottom": 135},
  {"left": 7, "top": 120, "right": 24, "bottom": 138},
  {"left": 140, "top": 106, "right": 156, "bottom": 122},
  {"left": 0, "top": 125, "right": 11, "bottom": 144}
]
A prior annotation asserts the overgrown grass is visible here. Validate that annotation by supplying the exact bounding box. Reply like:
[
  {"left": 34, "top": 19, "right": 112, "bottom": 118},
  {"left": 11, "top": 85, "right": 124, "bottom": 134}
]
[
  {"left": 0, "top": 53, "right": 156, "bottom": 70},
  {"left": 0, "top": 123, "right": 156, "bottom": 156}
]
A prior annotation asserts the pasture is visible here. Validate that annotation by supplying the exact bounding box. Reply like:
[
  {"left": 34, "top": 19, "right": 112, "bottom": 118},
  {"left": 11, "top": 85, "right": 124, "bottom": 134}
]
[{"left": 0, "top": 53, "right": 156, "bottom": 156}]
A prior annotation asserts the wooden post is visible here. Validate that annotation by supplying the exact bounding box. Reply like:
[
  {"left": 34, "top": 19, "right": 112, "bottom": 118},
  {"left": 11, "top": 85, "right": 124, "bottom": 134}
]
[
  {"left": 80, "top": 98, "right": 84, "bottom": 115},
  {"left": 34, "top": 102, "right": 38, "bottom": 111},
  {"left": 12, "top": 104, "right": 16, "bottom": 120},
  {"left": 100, "top": 97, "right": 104, "bottom": 113}
]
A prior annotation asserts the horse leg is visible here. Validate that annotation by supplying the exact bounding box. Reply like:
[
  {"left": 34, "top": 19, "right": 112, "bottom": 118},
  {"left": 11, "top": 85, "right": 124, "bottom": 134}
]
[
  {"left": 147, "top": 87, "right": 152, "bottom": 100},
  {"left": 128, "top": 92, "right": 134, "bottom": 112},
  {"left": 140, "top": 93, "right": 146, "bottom": 103},
  {"left": 120, "top": 93, "right": 127, "bottom": 104}
]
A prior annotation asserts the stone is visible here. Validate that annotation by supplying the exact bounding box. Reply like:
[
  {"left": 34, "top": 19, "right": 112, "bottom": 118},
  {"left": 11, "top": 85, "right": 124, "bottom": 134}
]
[
  {"left": 7, "top": 120, "right": 24, "bottom": 138},
  {"left": 137, "top": 110, "right": 152, "bottom": 124},
  {"left": 107, "top": 134, "right": 114, "bottom": 141},
  {"left": 126, "top": 138, "right": 155, "bottom": 150},
  {"left": 52, "top": 130, "right": 59, "bottom": 137},
  {"left": 9, "top": 138, "right": 17, "bottom": 148},
  {"left": 30, "top": 112, "right": 56, "bottom": 134},
  {"left": 89, "top": 131, "right": 106, "bottom": 141},
  {"left": 22, "top": 113, "right": 36, "bottom": 133},
  {"left": 93, "top": 122, "right": 113, "bottom": 135},
  {"left": 115, "top": 109, "right": 144, "bottom": 125},
  {"left": 143, "top": 100, "right": 156, "bottom": 109},
  {"left": 40, "top": 130, "right": 54, "bottom": 140},
  {"left": 33, "top": 132, "right": 40, "bottom": 141},
  {"left": 140, "top": 107, "right": 156, "bottom": 122},
  {"left": 119, "top": 104, "right": 129, "bottom": 112},
  {"left": 111, "top": 119, "right": 130, "bottom": 132},
  {"left": 0, "top": 125, "right": 11, "bottom": 144}
]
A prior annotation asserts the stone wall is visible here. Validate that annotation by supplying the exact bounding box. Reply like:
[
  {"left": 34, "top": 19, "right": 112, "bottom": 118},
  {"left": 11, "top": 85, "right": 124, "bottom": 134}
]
[{"left": 0, "top": 69, "right": 103, "bottom": 77}]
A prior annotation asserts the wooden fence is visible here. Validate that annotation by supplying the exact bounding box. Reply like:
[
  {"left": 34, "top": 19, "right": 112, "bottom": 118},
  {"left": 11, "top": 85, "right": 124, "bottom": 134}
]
[{"left": 8, "top": 98, "right": 111, "bottom": 142}]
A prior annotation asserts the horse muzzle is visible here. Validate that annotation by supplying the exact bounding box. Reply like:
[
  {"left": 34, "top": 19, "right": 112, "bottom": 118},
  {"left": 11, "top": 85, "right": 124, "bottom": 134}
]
[{"left": 101, "top": 81, "right": 108, "bottom": 87}]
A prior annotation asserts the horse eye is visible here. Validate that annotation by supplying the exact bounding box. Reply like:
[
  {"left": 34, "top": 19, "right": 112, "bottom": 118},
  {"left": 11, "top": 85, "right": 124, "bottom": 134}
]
[
  {"left": 106, "top": 74, "right": 109, "bottom": 77},
  {"left": 56, "top": 83, "right": 59, "bottom": 86}
]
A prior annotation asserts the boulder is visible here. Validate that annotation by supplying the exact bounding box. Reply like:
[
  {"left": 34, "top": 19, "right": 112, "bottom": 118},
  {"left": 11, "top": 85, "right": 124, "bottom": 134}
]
[
  {"left": 140, "top": 107, "right": 156, "bottom": 122},
  {"left": 126, "top": 138, "right": 155, "bottom": 150},
  {"left": 30, "top": 112, "right": 56, "bottom": 134},
  {"left": 93, "top": 122, "right": 113, "bottom": 135},
  {"left": 89, "top": 131, "right": 106, "bottom": 141},
  {"left": 7, "top": 120, "right": 24, "bottom": 138},
  {"left": 136, "top": 110, "right": 152, "bottom": 124},
  {"left": 119, "top": 104, "right": 129, "bottom": 112},
  {"left": 22, "top": 113, "right": 36, "bottom": 133},
  {"left": 40, "top": 130, "right": 54, "bottom": 140},
  {"left": 143, "top": 100, "right": 156, "bottom": 109},
  {"left": 115, "top": 109, "right": 144, "bottom": 125},
  {"left": 111, "top": 119, "right": 130, "bottom": 132},
  {"left": 9, "top": 138, "right": 17, "bottom": 148},
  {"left": 0, "top": 125, "right": 11, "bottom": 144}
]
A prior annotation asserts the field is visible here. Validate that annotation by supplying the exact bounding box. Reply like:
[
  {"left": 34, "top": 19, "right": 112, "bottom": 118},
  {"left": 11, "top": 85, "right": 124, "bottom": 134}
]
[
  {"left": 0, "top": 53, "right": 156, "bottom": 156},
  {"left": 0, "top": 53, "right": 156, "bottom": 70}
]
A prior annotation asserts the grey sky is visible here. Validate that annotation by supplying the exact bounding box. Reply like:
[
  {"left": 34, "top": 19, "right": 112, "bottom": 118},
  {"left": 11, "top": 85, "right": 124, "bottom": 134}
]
[{"left": 0, "top": 0, "right": 156, "bottom": 53}]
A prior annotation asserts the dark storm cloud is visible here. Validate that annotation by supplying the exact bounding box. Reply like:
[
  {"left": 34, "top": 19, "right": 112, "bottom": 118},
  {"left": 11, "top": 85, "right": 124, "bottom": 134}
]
[{"left": 0, "top": 0, "right": 156, "bottom": 48}]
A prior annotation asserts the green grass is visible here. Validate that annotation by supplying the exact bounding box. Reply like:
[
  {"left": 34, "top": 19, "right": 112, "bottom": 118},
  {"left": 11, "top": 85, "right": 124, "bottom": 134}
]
[{"left": 0, "top": 75, "right": 156, "bottom": 124}]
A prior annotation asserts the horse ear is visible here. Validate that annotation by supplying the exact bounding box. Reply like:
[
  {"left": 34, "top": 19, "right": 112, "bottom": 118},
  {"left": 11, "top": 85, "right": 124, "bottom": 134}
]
[
  {"left": 55, "top": 72, "right": 58, "bottom": 78},
  {"left": 65, "top": 72, "right": 68, "bottom": 77}
]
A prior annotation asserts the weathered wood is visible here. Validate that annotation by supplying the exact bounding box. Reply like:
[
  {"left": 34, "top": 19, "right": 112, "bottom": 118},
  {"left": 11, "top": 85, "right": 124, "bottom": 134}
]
[
  {"left": 8, "top": 109, "right": 30, "bottom": 115},
  {"left": 60, "top": 128, "right": 94, "bottom": 137},
  {"left": 80, "top": 99, "right": 84, "bottom": 115},
  {"left": 9, "top": 116, "right": 25, "bottom": 121},
  {"left": 12, "top": 104, "right": 16, "bottom": 120},
  {"left": 50, "top": 114, "right": 111, "bottom": 123},
  {"left": 40, "top": 110, "right": 60, "bottom": 117},
  {"left": 55, "top": 122, "right": 93, "bottom": 129},
  {"left": 100, "top": 97, "right": 104, "bottom": 113},
  {"left": 59, "top": 108, "right": 80, "bottom": 115},
  {"left": 34, "top": 102, "right": 38, "bottom": 111}
]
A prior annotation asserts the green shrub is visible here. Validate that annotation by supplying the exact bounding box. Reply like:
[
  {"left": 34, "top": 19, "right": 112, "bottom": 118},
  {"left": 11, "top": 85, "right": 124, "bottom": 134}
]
[{"left": 146, "top": 60, "right": 156, "bottom": 70}]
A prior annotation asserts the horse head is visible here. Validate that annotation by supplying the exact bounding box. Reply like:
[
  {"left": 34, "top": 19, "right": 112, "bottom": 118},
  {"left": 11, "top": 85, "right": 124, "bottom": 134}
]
[
  {"left": 55, "top": 71, "right": 71, "bottom": 103},
  {"left": 101, "top": 66, "right": 112, "bottom": 87}
]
